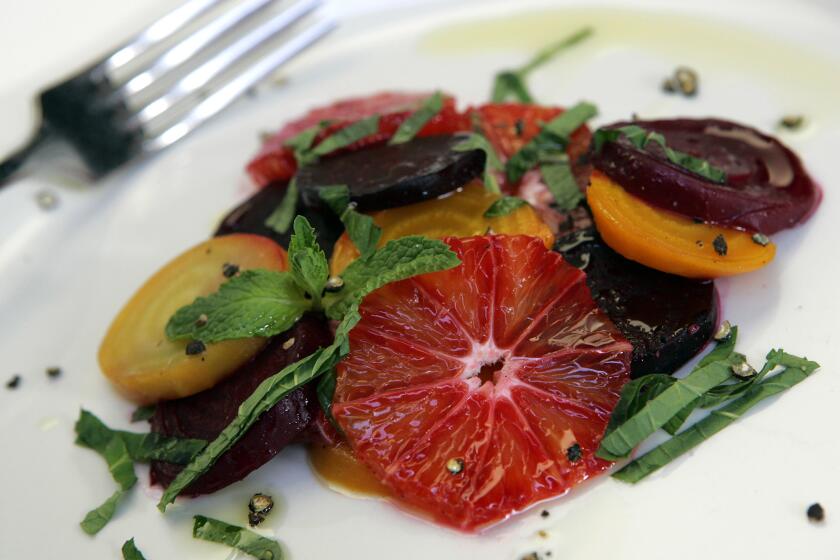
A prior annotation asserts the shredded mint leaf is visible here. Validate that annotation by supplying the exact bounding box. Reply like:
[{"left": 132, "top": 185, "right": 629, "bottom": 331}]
[
  {"left": 540, "top": 159, "right": 583, "bottom": 211},
  {"left": 165, "top": 270, "right": 310, "bottom": 344},
  {"left": 283, "top": 121, "right": 330, "bottom": 155},
  {"left": 506, "top": 101, "right": 598, "bottom": 183},
  {"left": 310, "top": 115, "right": 380, "bottom": 160},
  {"left": 389, "top": 92, "right": 443, "bottom": 145},
  {"left": 324, "top": 236, "right": 461, "bottom": 321},
  {"left": 287, "top": 216, "right": 328, "bottom": 305},
  {"left": 593, "top": 124, "right": 727, "bottom": 183},
  {"left": 264, "top": 179, "right": 299, "bottom": 235},
  {"left": 597, "top": 329, "right": 740, "bottom": 461},
  {"left": 491, "top": 27, "right": 593, "bottom": 102},
  {"left": 122, "top": 538, "right": 148, "bottom": 560},
  {"left": 453, "top": 133, "right": 502, "bottom": 194},
  {"left": 193, "top": 515, "right": 283, "bottom": 560},
  {"left": 484, "top": 196, "right": 528, "bottom": 218},
  {"left": 316, "top": 369, "right": 339, "bottom": 430},
  {"left": 75, "top": 410, "right": 138, "bottom": 535},
  {"left": 318, "top": 185, "right": 381, "bottom": 257},
  {"left": 613, "top": 353, "right": 820, "bottom": 483},
  {"left": 131, "top": 405, "right": 155, "bottom": 423}
]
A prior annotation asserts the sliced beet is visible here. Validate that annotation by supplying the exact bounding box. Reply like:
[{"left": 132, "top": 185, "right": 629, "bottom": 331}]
[
  {"left": 591, "top": 118, "right": 821, "bottom": 234},
  {"left": 215, "top": 182, "right": 342, "bottom": 257},
  {"left": 149, "top": 314, "right": 332, "bottom": 495},
  {"left": 296, "top": 134, "right": 485, "bottom": 211},
  {"left": 555, "top": 226, "right": 718, "bottom": 376}
]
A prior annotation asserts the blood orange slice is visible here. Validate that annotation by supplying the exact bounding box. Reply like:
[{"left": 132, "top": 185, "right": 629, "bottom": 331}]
[{"left": 332, "top": 235, "right": 632, "bottom": 531}]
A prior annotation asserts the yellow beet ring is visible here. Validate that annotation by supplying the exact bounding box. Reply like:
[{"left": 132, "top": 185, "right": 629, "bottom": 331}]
[{"left": 587, "top": 171, "right": 775, "bottom": 278}]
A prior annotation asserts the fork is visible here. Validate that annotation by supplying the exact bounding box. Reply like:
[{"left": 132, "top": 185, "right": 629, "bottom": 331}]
[{"left": 0, "top": 0, "right": 335, "bottom": 185}]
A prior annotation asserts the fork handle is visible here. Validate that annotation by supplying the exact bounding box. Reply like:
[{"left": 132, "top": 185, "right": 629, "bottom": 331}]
[{"left": 0, "top": 124, "right": 53, "bottom": 187}]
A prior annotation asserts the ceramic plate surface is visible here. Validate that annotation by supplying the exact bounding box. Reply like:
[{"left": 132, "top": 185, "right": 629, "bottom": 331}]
[{"left": 1, "top": 0, "right": 839, "bottom": 558}]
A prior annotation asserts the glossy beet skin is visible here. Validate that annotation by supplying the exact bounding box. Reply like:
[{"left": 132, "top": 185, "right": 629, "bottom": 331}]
[
  {"left": 555, "top": 226, "right": 718, "bottom": 376},
  {"left": 297, "top": 134, "right": 486, "bottom": 212},
  {"left": 591, "top": 118, "right": 820, "bottom": 234},
  {"left": 149, "top": 314, "right": 332, "bottom": 495}
]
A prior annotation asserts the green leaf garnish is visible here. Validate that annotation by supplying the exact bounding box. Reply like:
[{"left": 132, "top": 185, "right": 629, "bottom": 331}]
[
  {"left": 165, "top": 270, "right": 309, "bottom": 344},
  {"left": 484, "top": 196, "right": 528, "bottom": 218},
  {"left": 283, "top": 121, "right": 330, "bottom": 156},
  {"left": 287, "top": 215, "right": 329, "bottom": 306},
  {"left": 389, "top": 92, "right": 444, "bottom": 145},
  {"left": 539, "top": 158, "right": 583, "bottom": 211},
  {"left": 592, "top": 124, "right": 727, "bottom": 183},
  {"left": 613, "top": 351, "right": 820, "bottom": 483},
  {"left": 193, "top": 515, "right": 283, "bottom": 560},
  {"left": 264, "top": 178, "right": 299, "bottom": 235},
  {"left": 130, "top": 404, "right": 156, "bottom": 423},
  {"left": 316, "top": 369, "right": 339, "bottom": 429},
  {"left": 122, "top": 538, "right": 148, "bottom": 560},
  {"left": 324, "top": 236, "right": 461, "bottom": 321},
  {"left": 318, "top": 185, "right": 381, "bottom": 257},
  {"left": 453, "top": 133, "right": 503, "bottom": 194},
  {"left": 308, "top": 115, "right": 380, "bottom": 162},
  {"left": 491, "top": 27, "right": 593, "bottom": 103},
  {"left": 597, "top": 329, "right": 740, "bottom": 460}
]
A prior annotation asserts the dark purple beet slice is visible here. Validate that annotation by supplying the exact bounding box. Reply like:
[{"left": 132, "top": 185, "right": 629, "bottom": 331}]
[
  {"left": 149, "top": 314, "right": 332, "bottom": 495},
  {"left": 555, "top": 226, "right": 718, "bottom": 376},
  {"left": 216, "top": 182, "right": 342, "bottom": 257},
  {"left": 591, "top": 118, "right": 821, "bottom": 234},
  {"left": 296, "top": 134, "right": 485, "bottom": 212}
]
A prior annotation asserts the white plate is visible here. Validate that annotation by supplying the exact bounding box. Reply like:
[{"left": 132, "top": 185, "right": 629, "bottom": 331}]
[{"left": 1, "top": 0, "right": 839, "bottom": 558}]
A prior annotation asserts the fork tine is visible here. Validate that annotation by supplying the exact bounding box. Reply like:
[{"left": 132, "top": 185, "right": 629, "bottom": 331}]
[
  {"left": 118, "top": 0, "right": 275, "bottom": 98},
  {"left": 134, "top": 0, "right": 322, "bottom": 125},
  {"left": 103, "top": 0, "right": 226, "bottom": 75},
  {"left": 144, "top": 17, "right": 335, "bottom": 153}
]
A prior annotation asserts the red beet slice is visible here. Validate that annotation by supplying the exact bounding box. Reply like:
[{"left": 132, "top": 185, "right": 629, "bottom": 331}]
[
  {"left": 591, "top": 118, "right": 821, "bottom": 234},
  {"left": 149, "top": 314, "right": 332, "bottom": 495},
  {"left": 215, "top": 182, "right": 343, "bottom": 257},
  {"left": 296, "top": 134, "right": 485, "bottom": 212},
  {"left": 555, "top": 226, "right": 718, "bottom": 376}
]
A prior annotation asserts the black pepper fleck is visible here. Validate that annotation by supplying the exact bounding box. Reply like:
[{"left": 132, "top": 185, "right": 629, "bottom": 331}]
[
  {"left": 540, "top": 510, "right": 550, "bottom": 518},
  {"left": 566, "top": 443, "right": 582, "bottom": 463},
  {"left": 713, "top": 234, "right": 727, "bottom": 256},
  {"left": 222, "top": 263, "right": 240, "bottom": 278},
  {"left": 514, "top": 119, "right": 525, "bottom": 137},
  {"left": 46, "top": 367, "right": 62, "bottom": 379},
  {"left": 6, "top": 375, "right": 21, "bottom": 389},
  {"left": 185, "top": 340, "right": 206, "bottom": 356},
  {"left": 807, "top": 503, "right": 825, "bottom": 523},
  {"left": 248, "top": 493, "right": 274, "bottom": 527}
]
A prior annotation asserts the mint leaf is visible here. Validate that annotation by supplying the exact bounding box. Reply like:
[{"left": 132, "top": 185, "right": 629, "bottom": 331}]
[
  {"left": 593, "top": 124, "right": 727, "bottom": 183},
  {"left": 540, "top": 158, "right": 583, "bottom": 211},
  {"left": 130, "top": 404, "right": 155, "bottom": 423},
  {"left": 491, "top": 27, "right": 593, "bottom": 103},
  {"left": 453, "top": 133, "right": 502, "bottom": 194},
  {"left": 283, "top": 121, "right": 329, "bottom": 154},
  {"left": 310, "top": 115, "right": 380, "bottom": 160},
  {"left": 165, "top": 270, "right": 310, "bottom": 344},
  {"left": 389, "top": 91, "right": 444, "bottom": 145},
  {"left": 484, "top": 196, "right": 528, "bottom": 218},
  {"left": 287, "top": 216, "right": 328, "bottom": 305},
  {"left": 325, "top": 236, "right": 461, "bottom": 321},
  {"left": 318, "top": 185, "right": 381, "bottom": 257},
  {"left": 193, "top": 515, "right": 283, "bottom": 560},
  {"left": 264, "top": 179, "right": 299, "bottom": 235},
  {"left": 75, "top": 410, "right": 137, "bottom": 535},
  {"left": 122, "top": 538, "right": 148, "bottom": 560}
]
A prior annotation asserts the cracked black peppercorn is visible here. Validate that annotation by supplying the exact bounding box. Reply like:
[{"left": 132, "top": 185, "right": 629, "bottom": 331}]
[
  {"left": 566, "top": 443, "right": 582, "bottom": 463},
  {"left": 248, "top": 493, "right": 274, "bottom": 527},
  {"left": 46, "top": 367, "right": 61, "bottom": 379},
  {"left": 807, "top": 503, "right": 825, "bottom": 523},
  {"left": 713, "top": 234, "right": 728, "bottom": 256},
  {"left": 6, "top": 375, "right": 21, "bottom": 389},
  {"left": 222, "top": 263, "right": 240, "bottom": 278},
  {"left": 185, "top": 340, "right": 206, "bottom": 356}
]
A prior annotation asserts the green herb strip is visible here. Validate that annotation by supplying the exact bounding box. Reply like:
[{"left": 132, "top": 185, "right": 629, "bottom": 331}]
[
  {"left": 491, "top": 27, "right": 593, "bottom": 103},
  {"left": 309, "top": 115, "right": 380, "bottom": 161},
  {"left": 614, "top": 356, "right": 819, "bottom": 483},
  {"left": 593, "top": 124, "right": 727, "bottom": 183},
  {"left": 131, "top": 405, "right": 156, "bottom": 423},
  {"left": 597, "top": 330, "right": 739, "bottom": 460},
  {"left": 158, "top": 237, "right": 460, "bottom": 511},
  {"left": 264, "top": 178, "right": 300, "bottom": 235},
  {"left": 282, "top": 120, "right": 330, "bottom": 161},
  {"left": 122, "top": 538, "right": 148, "bottom": 560},
  {"left": 165, "top": 270, "right": 310, "bottom": 344},
  {"left": 193, "top": 515, "right": 283, "bottom": 560},
  {"left": 318, "top": 185, "right": 382, "bottom": 257},
  {"left": 389, "top": 92, "right": 444, "bottom": 145},
  {"left": 484, "top": 196, "right": 528, "bottom": 218},
  {"left": 453, "top": 133, "right": 503, "bottom": 194}
]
